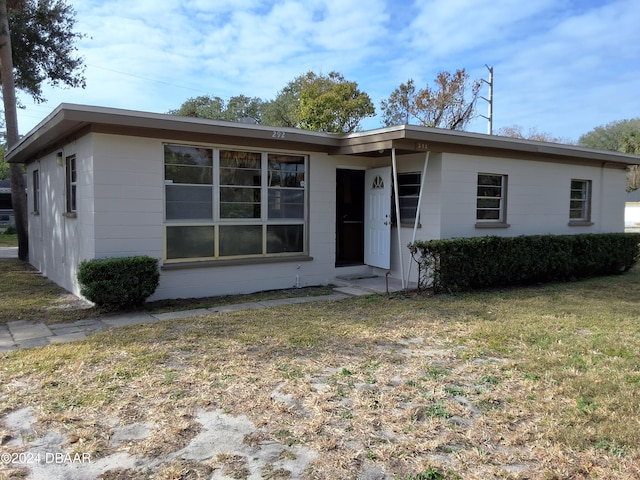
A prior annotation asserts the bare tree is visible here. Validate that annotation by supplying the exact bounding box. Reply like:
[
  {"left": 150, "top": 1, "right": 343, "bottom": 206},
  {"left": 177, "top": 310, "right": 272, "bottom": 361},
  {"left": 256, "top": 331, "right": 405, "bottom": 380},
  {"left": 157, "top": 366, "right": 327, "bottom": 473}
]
[
  {"left": 381, "top": 69, "right": 481, "bottom": 130},
  {"left": 496, "top": 125, "right": 572, "bottom": 144}
]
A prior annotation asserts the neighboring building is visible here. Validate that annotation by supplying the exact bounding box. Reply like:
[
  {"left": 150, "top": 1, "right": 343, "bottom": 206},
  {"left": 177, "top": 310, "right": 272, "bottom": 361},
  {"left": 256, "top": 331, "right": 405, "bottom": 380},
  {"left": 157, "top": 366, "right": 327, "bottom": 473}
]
[
  {"left": 6, "top": 104, "right": 639, "bottom": 300},
  {"left": 0, "top": 179, "right": 15, "bottom": 226},
  {"left": 625, "top": 189, "right": 640, "bottom": 232}
]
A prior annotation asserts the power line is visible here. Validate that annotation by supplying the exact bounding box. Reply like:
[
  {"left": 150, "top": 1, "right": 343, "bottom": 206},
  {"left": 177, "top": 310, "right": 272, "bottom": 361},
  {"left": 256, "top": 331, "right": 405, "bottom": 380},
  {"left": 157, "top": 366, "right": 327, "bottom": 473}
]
[{"left": 87, "top": 63, "right": 213, "bottom": 96}]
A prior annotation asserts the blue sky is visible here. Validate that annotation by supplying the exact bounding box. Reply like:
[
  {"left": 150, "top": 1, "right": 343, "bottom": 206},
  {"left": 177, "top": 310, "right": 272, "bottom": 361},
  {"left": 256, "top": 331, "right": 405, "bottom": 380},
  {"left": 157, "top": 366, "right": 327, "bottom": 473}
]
[{"left": 15, "top": 0, "right": 640, "bottom": 143}]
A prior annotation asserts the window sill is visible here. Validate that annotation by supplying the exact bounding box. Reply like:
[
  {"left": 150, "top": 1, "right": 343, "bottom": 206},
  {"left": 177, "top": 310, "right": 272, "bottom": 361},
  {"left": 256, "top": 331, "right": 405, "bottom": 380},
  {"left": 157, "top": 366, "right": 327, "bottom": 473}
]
[
  {"left": 568, "top": 221, "right": 594, "bottom": 227},
  {"left": 162, "top": 254, "right": 314, "bottom": 270},
  {"left": 63, "top": 212, "right": 77, "bottom": 219},
  {"left": 475, "top": 222, "right": 510, "bottom": 229}
]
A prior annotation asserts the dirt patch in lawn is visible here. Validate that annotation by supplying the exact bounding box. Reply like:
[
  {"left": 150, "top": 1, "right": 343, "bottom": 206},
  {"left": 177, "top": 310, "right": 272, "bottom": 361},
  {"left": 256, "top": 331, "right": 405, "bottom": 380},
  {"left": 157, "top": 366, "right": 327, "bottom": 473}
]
[
  {"left": 2, "top": 273, "right": 640, "bottom": 479},
  {"left": 1, "top": 331, "right": 523, "bottom": 479}
]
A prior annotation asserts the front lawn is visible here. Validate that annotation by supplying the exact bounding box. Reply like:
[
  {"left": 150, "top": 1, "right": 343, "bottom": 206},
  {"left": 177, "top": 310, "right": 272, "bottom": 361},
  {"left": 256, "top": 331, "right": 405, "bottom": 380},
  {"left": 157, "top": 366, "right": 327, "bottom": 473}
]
[
  {"left": 0, "top": 258, "right": 333, "bottom": 324},
  {"left": 1, "top": 262, "right": 639, "bottom": 478},
  {"left": 0, "top": 233, "right": 17, "bottom": 247}
]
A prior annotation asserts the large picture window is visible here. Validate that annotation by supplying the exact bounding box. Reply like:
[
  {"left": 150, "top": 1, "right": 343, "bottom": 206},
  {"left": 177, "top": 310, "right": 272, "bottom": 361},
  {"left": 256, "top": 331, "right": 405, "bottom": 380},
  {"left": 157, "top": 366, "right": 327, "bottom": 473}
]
[
  {"left": 476, "top": 173, "right": 507, "bottom": 223},
  {"left": 164, "top": 145, "right": 307, "bottom": 261}
]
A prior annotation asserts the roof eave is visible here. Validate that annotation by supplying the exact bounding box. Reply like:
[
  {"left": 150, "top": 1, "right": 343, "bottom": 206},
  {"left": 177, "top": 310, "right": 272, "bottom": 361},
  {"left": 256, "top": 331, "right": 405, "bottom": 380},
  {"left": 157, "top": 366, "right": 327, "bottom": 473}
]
[
  {"left": 336, "top": 124, "right": 640, "bottom": 167},
  {"left": 7, "top": 104, "right": 640, "bottom": 169},
  {"left": 7, "top": 104, "right": 342, "bottom": 164}
]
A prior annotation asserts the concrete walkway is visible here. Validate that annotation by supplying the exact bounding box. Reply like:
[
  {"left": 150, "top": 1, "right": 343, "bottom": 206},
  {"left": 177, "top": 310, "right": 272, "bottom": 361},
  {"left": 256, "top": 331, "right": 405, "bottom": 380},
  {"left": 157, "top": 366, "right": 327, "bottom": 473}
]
[
  {"left": 0, "top": 245, "right": 414, "bottom": 352},
  {"left": 0, "top": 293, "right": 356, "bottom": 353},
  {"left": 0, "top": 246, "right": 18, "bottom": 258},
  {"left": 0, "top": 276, "right": 414, "bottom": 352}
]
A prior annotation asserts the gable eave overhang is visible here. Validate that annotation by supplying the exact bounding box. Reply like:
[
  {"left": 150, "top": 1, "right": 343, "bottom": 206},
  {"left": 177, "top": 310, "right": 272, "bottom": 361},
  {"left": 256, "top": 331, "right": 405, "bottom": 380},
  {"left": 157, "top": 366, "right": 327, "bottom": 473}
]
[
  {"left": 334, "top": 124, "right": 640, "bottom": 169},
  {"left": 7, "top": 103, "right": 343, "bottom": 164},
  {"left": 8, "top": 104, "right": 640, "bottom": 170}
]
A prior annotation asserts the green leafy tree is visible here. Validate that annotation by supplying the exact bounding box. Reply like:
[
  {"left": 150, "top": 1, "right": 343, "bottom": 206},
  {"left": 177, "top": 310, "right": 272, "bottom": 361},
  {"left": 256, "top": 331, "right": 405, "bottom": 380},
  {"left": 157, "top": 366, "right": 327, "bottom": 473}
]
[
  {"left": 578, "top": 118, "right": 640, "bottom": 152},
  {"left": 621, "top": 131, "right": 640, "bottom": 191},
  {"left": 7, "top": 0, "right": 85, "bottom": 102},
  {"left": 224, "top": 94, "right": 263, "bottom": 123},
  {"left": 169, "top": 95, "right": 225, "bottom": 118},
  {"left": 261, "top": 76, "right": 304, "bottom": 128},
  {"left": 297, "top": 71, "right": 375, "bottom": 133},
  {"left": 381, "top": 69, "right": 481, "bottom": 130},
  {"left": 578, "top": 119, "right": 640, "bottom": 191},
  {"left": 1, "top": 0, "right": 86, "bottom": 260},
  {"left": 169, "top": 94, "right": 263, "bottom": 123},
  {"left": 0, "top": 144, "right": 8, "bottom": 179},
  {"left": 620, "top": 131, "right": 640, "bottom": 155}
]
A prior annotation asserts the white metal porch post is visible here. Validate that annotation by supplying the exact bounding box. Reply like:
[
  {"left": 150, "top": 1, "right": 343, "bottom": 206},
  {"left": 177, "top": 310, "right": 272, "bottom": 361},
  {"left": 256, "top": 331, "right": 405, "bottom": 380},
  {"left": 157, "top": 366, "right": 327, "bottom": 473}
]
[
  {"left": 406, "top": 151, "right": 430, "bottom": 287},
  {"left": 391, "top": 148, "right": 406, "bottom": 289}
]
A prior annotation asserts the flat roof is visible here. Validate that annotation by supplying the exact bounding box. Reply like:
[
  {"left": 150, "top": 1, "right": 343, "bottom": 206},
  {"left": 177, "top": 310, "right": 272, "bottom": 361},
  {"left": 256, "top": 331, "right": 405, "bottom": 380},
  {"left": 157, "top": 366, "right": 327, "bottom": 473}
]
[{"left": 7, "top": 103, "right": 640, "bottom": 169}]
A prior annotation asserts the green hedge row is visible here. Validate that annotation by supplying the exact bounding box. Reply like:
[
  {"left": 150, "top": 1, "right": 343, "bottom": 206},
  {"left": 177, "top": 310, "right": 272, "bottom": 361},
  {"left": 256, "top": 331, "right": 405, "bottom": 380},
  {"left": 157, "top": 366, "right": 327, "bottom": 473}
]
[
  {"left": 409, "top": 233, "right": 640, "bottom": 292},
  {"left": 77, "top": 256, "right": 160, "bottom": 309}
]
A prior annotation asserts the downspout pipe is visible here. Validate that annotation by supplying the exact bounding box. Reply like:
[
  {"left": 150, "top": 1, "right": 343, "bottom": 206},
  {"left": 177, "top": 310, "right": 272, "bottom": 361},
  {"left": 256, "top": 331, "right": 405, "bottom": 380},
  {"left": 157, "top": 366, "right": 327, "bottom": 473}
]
[{"left": 391, "top": 148, "right": 406, "bottom": 289}]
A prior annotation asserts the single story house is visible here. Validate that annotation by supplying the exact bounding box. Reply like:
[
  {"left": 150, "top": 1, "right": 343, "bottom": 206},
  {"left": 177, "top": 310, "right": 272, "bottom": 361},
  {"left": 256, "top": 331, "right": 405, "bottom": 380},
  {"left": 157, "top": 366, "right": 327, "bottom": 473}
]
[{"left": 7, "top": 104, "right": 639, "bottom": 300}]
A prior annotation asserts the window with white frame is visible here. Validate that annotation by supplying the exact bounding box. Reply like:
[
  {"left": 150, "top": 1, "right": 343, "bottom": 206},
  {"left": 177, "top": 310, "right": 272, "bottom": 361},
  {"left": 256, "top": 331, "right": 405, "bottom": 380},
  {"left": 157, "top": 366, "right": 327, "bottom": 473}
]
[
  {"left": 569, "top": 179, "right": 591, "bottom": 222},
  {"left": 65, "top": 155, "right": 77, "bottom": 213},
  {"left": 164, "top": 144, "right": 306, "bottom": 261},
  {"left": 476, "top": 173, "right": 507, "bottom": 222},
  {"left": 32, "top": 169, "right": 40, "bottom": 214},
  {"left": 393, "top": 172, "right": 421, "bottom": 224}
]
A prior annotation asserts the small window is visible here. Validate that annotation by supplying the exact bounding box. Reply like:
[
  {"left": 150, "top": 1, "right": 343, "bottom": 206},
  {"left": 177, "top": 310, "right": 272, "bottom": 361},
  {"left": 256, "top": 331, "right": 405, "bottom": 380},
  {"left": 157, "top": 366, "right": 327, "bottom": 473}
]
[
  {"left": 32, "top": 169, "right": 40, "bottom": 213},
  {"left": 569, "top": 179, "right": 591, "bottom": 223},
  {"left": 66, "top": 155, "right": 77, "bottom": 213},
  {"left": 393, "top": 172, "right": 421, "bottom": 225},
  {"left": 476, "top": 173, "right": 507, "bottom": 223}
]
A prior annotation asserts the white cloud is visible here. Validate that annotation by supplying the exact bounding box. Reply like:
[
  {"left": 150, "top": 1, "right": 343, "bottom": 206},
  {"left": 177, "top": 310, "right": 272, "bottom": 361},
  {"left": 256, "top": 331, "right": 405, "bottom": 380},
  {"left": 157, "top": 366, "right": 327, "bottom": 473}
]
[
  {"left": 406, "top": 0, "right": 559, "bottom": 58},
  {"left": 14, "top": 0, "right": 640, "bottom": 141}
]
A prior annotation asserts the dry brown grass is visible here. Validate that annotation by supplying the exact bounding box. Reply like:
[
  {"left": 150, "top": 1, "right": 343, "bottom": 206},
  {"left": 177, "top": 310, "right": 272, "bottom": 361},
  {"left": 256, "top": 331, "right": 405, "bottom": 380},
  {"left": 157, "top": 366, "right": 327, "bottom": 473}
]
[
  {"left": 0, "top": 258, "right": 333, "bottom": 325},
  {"left": 1, "top": 267, "right": 640, "bottom": 479}
]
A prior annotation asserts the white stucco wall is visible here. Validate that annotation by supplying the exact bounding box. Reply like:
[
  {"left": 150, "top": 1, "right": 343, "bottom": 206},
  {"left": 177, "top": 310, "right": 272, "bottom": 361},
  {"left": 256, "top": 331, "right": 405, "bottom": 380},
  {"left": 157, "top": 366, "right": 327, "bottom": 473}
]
[
  {"left": 153, "top": 150, "right": 382, "bottom": 300},
  {"left": 27, "top": 136, "right": 95, "bottom": 296},
  {"left": 437, "top": 152, "right": 626, "bottom": 239},
  {"left": 91, "top": 135, "right": 164, "bottom": 259},
  {"left": 387, "top": 151, "right": 627, "bottom": 286},
  {"left": 26, "top": 133, "right": 629, "bottom": 301}
]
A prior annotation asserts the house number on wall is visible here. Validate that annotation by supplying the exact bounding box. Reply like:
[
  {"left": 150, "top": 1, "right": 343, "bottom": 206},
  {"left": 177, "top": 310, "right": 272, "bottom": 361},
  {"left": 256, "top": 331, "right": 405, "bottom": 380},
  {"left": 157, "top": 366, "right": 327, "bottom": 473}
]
[{"left": 272, "top": 131, "right": 286, "bottom": 139}]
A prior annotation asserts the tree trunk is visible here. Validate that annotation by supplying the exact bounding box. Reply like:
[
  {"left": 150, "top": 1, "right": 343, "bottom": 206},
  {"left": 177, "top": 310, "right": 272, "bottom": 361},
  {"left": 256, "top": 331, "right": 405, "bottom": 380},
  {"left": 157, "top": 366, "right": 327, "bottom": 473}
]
[{"left": 0, "top": 0, "right": 28, "bottom": 260}]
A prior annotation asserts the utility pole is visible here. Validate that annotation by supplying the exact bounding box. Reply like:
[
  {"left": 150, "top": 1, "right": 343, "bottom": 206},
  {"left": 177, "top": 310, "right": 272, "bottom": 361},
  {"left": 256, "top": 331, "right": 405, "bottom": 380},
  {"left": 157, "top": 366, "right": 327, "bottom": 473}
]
[{"left": 480, "top": 65, "right": 493, "bottom": 135}]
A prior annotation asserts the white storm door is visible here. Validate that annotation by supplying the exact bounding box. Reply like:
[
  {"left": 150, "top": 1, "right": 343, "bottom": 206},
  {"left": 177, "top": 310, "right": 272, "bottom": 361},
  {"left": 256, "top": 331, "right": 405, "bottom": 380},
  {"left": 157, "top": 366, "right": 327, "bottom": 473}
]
[{"left": 364, "top": 166, "right": 392, "bottom": 269}]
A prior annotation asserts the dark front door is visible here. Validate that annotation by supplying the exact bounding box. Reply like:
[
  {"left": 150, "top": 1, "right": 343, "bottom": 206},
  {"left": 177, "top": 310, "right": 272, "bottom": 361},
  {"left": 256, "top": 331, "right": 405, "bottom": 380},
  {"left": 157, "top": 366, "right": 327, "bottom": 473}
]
[{"left": 336, "top": 169, "right": 365, "bottom": 266}]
